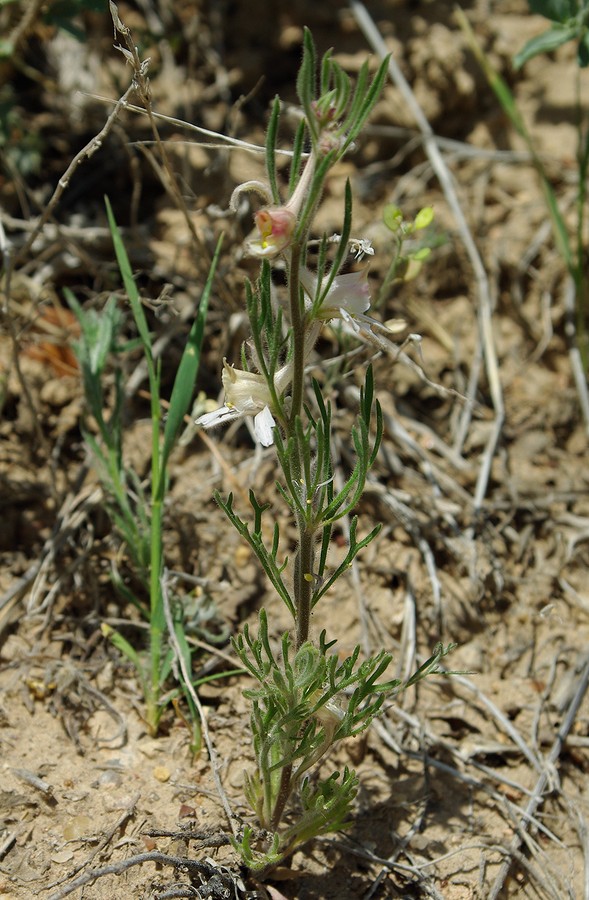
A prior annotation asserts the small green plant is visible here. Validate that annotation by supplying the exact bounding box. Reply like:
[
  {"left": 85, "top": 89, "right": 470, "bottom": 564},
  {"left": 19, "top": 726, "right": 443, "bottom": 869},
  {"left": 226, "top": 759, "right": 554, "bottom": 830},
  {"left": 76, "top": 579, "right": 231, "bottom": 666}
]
[
  {"left": 196, "top": 30, "right": 454, "bottom": 874},
  {"left": 458, "top": 4, "right": 589, "bottom": 373},
  {"left": 377, "top": 203, "right": 436, "bottom": 306},
  {"left": 67, "top": 200, "right": 225, "bottom": 738}
]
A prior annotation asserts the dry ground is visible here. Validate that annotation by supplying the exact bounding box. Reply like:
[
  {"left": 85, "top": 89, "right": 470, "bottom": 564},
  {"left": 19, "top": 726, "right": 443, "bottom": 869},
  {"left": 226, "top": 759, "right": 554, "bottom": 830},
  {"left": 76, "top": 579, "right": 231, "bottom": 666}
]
[{"left": 1, "top": 1, "right": 589, "bottom": 898}]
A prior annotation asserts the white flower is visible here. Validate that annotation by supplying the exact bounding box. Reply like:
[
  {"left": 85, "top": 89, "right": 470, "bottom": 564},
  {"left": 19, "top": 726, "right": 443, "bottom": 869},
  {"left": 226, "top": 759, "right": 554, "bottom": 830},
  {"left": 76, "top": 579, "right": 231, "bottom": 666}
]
[
  {"left": 299, "top": 266, "right": 403, "bottom": 347},
  {"left": 195, "top": 359, "right": 291, "bottom": 447},
  {"left": 299, "top": 267, "right": 371, "bottom": 325},
  {"left": 349, "top": 237, "right": 374, "bottom": 261}
]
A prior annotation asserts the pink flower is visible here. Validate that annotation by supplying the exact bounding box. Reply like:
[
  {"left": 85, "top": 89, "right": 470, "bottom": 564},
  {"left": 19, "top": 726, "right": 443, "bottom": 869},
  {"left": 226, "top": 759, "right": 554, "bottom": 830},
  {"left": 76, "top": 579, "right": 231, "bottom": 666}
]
[
  {"left": 249, "top": 207, "right": 297, "bottom": 258},
  {"left": 231, "top": 151, "right": 316, "bottom": 259}
]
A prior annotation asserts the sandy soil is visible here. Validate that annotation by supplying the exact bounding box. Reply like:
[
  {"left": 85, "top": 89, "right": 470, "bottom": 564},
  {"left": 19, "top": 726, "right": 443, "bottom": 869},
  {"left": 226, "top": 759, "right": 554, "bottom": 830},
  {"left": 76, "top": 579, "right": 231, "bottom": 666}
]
[{"left": 1, "top": 1, "right": 589, "bottom": 898}]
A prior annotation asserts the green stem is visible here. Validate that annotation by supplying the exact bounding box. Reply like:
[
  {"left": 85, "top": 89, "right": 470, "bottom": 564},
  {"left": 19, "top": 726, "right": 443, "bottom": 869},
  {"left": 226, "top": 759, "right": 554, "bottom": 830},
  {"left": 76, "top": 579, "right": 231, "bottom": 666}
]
[
  {"left": 574, "top": 73, "right": 589, "bottom": 370},
  {"left": 377, "top": 233, "right": 403, "bottom": 307},
  {"left": 288, "top": 242, "right": 305, "bottom": 426},
  {"left": 295, "top": 526, "right": 315, "bottom": 650},
  {"left": 147, "top": 495, "right": 164, "bottom": 734},
  {"left": 147, "top": 401, "right": 165, "bottom": 735}
]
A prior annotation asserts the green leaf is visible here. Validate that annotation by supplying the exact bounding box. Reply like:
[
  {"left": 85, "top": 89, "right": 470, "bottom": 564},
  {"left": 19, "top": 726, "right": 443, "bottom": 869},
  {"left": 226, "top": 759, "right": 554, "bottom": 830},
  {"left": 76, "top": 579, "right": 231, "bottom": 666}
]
[
  {"left": 288, "top": 120, "right": 306, "bottom": 195},
  {"left": 411, "top": 247, "right": 432, "bottom": 262},
  {"left": 265, "top": 97, "right": 281, "bottom": 205},
  {"left": 413, "top": 206, "right": 434, "bottom": 230},
  {"left": 578, "top": 29, "right": 589, "bottom": 66},
  {"left": 528, "top": 0, "right": 575, "bottom": 22},
  {"left": 297, "top": 28, "right": 318, "bottom": 142},
  {"left": 383, "top": 204, "right": 403, "bottom": 232},
  {"left": 160, "top": 234, "right": 223, "bottom": 473},
  {"left": 339, "top": 54, "right": 389, "bottom": 155},
  {"left": 105, "top": 197, "right": 152, "bottom": 355},
  {"left": 514, "top": 23, "right": 578, "bottom": 67},
  {"left": 101, "top": 623, "right": 144, "bottom": 674}
]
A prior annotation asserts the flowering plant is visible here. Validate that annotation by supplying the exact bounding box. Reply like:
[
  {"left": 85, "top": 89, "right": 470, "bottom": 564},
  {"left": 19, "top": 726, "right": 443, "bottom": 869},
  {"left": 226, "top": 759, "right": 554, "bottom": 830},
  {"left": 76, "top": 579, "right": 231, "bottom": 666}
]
[{"left": 198, "top": 30, "right": 453, "bottom": 874}]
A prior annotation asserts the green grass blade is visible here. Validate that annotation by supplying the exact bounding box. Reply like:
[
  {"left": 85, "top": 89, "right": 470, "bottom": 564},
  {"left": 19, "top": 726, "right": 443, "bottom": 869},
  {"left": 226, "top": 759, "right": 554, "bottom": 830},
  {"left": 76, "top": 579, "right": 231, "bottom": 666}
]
[
  {"left": 161, "top": 234, "right": 224, "bottom": 471},
  {"left": 457, "top": 8, "right": 574, "bottom": 271},
  {"left": 105, "top": 196, "right": 153, "bottom": 355}
]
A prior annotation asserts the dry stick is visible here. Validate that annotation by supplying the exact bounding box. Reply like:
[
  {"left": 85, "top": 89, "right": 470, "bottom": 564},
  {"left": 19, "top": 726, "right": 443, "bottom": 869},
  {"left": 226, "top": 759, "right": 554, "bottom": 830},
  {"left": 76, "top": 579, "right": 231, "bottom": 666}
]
[
  {"left": 374, "top": 713, "right": 559, "bottom": 841},
  {"left": 27, "top": 481, "right": 100, "bottom": 615},
  {"left": 487, "top": 651, "right": 589, "bottom": 900},
  {"left": 350, "top": 0, "right": 505, "bottom": 514},
  {"left": 564, "top": 277, "right": 589, "bottom": 429},
  {"left": 328, "top": 837, "right": 447, "bottom": 900},
  {"left": 161, "top": 570, "right": 238, "bottom": 841},
  {"left": 452, "top": 331, "right": 484, "bottom": 455},
  {"left": 109, "top": 2, "right": 227, "bottom": 300},
  {"left": 7, "top": 0, "right": 45, "bottom": 49},
  {"left": 14, "top": 82, "right": 137, "bottom": 267},
  {"left": 0, "top": 474, "right": 96, "bottom": 636},
  {"left": 88, "top": 96, "right": 300, "bottom": 158},
  {"left": 364, "top": 480, "right": 444, "bottom": 632},
  {"left": 376, "top": 704, "right": 575, "bottom": 897},
  {"left": 47, "top": 793, "right": 140, "bottom": 890},
  {"left": 109, "top": 9, "right": 194, "bottom": 239},
  {"left": 451, "top": 673, "right": 545, "bottom": 774},
  {"left": 356, "top": 838, "right": 563, "bottom": 900},
  {"left": 46, "top": 851, "right": 221, "bottom": 900}
]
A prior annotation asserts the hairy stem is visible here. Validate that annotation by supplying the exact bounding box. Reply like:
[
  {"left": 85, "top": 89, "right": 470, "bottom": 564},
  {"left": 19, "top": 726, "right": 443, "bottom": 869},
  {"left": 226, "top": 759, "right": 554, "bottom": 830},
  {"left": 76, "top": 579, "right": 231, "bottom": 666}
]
[
  {"left": 288, "top": 242, "right": 305, "bottom": 426},
  {"left": 295, "top": 526, "right": 315, "bottom": 650}
]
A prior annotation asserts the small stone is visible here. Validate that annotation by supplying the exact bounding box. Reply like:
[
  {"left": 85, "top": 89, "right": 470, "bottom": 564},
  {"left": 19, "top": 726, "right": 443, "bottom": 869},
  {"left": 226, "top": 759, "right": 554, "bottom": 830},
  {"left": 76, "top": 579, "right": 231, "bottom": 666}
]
[
  {"left": 51, "top": 849, "right": 74, "bottom": 864},
  {"left": 63, "top": 815, "right": 92, "bottom": 840}
]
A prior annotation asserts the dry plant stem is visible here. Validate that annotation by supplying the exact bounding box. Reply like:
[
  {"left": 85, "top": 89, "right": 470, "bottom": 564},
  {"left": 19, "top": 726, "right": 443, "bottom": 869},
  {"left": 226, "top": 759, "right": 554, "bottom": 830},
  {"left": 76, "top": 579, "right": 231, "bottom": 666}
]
[
  {"left": 351, "top": 0, "right": 505, "bottom": 512},
  {"left": 375, "top": 709, "right": 557, "bottom": 833},
  {"left": 327, "top": 838, "right": 447, "bottom": 900},
  {"left": 7, "top": 0, "right": 45, "bottom": 49},
  {"left": 451, "top": 673, "right": 543, "bottom": 773},
  {"left": 564, "top": 277, "right": 589, "bottom": 434},
  {"left": 94, "top": 98, "right": 301, "bottom": 158},
  {"left": 47, "top": 793, "right": 139, "bottom": 890},
  {"left": 270, "top": 767, "right": 292, "bottom": 833},
  {"left": 111, "top": 7, "right": 218, "bottom": 271},
  {"left": 487, "top": 651, "right": 589, "bottom": 900},
  {"left": 14, "top": 82, "right": 136, "bottom": 266},
  {"left": 46, "top": 851, "right": 222, "bottom": 900}
]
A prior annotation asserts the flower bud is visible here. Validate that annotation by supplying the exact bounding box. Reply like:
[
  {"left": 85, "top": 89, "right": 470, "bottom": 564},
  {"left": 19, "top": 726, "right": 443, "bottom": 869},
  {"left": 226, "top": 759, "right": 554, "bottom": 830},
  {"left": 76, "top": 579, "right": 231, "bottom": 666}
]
[{"left": 251, "top": 207, "right": 297, "bottom": 257}]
